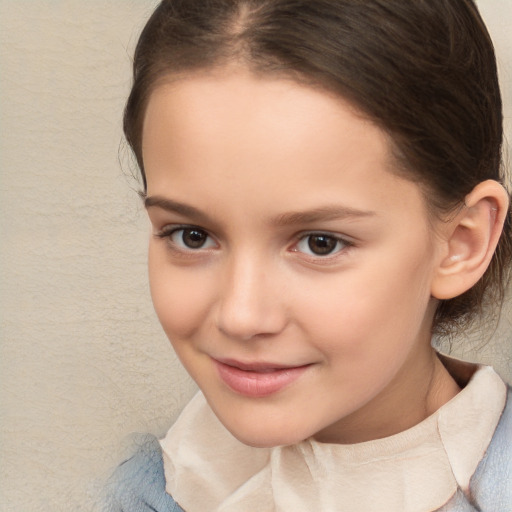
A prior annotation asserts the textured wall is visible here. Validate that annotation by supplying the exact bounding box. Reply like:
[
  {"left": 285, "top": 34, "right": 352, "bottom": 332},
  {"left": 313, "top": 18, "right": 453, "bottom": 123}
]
[{"left": 0, "top": 1, "right": 510, "bottom": 511}]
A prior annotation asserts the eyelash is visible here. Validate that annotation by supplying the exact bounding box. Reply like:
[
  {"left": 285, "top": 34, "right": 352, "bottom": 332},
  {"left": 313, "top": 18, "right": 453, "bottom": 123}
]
[
  {"left": 154, "top": 225, "right": 354, "bottom": 260},
  {"left": 155, "top": 225, "right": 217, "bottom": 253},
  {"left": 292, "top": 231, "right": 353, "bottom": 259}
]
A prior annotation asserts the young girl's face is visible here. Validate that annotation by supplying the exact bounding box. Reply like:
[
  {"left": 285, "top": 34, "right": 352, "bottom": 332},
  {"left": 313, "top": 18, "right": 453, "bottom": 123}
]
[{"left": 143, "top": 69, "right": 448, "bottom": 447}]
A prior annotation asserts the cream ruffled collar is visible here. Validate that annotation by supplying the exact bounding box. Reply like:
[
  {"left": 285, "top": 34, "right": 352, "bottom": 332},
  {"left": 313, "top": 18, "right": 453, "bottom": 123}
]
[{"left": 160, "top": 359, "right": 506, "bottom": 512}]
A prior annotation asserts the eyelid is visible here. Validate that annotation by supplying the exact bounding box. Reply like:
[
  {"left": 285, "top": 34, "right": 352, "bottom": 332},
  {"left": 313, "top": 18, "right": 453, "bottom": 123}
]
[
  {"left": 290, "top": 231, "right": 354, "bottom": 259},
  {"left": 293, "top": 230, "right": 354, "bottom": 245},
  {"left": 154, "top": 224, "right": 218, "bottom": 251}
]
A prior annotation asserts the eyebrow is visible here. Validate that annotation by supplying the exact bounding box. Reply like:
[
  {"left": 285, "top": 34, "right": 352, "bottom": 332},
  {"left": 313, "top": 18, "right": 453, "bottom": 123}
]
[
  {"left": 145, "top": 195, "right": 376, "bottom": 226},
  {"left": 270, "top": 206, "right": 376, "bottom": 226},
  {"left": 145, "top": 196, "right": 211, "bottom": 224}
]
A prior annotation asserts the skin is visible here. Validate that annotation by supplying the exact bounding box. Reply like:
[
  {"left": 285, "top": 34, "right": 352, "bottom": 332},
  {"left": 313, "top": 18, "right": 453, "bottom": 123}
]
[{"left": 142, "top": 69, "right": 462, "bottom": 447}]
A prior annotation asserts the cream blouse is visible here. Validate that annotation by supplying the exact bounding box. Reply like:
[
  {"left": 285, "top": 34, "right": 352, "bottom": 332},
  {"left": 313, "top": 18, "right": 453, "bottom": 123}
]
[{"left": 160, "top": 359, "right": 507, "bottom": 512}]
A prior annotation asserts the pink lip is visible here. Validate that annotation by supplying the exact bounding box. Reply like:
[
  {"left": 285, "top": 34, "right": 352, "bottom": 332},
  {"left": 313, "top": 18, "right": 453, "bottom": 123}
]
[{"left": 213, "top": 358, "right": 311, "bottom": 397}]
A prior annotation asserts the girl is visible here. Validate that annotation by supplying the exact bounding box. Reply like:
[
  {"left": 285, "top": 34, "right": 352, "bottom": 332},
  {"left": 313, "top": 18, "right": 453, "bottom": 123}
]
[{"left": 106, "top": 0, "right": 512, "bottom": 510}]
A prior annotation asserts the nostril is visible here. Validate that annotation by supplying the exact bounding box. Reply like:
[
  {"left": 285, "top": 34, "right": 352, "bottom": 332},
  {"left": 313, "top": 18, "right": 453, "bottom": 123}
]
[
  {"left": 216, "top": 296, "right": 287, "bottom": 341},
  {"left": 215, "top": 260, "right": 287, "bottom": 340}
]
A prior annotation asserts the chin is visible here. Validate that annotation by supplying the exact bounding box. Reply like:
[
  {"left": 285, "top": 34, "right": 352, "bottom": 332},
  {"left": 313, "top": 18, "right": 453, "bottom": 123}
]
[
  {"left": 203, "top": 385, "right": 318, "bottom": 447},
  {"left": 222, "top": 417, "right": 311, "bottom": 448},
  {"left": 231, "top": 431, "right": 301, "bottom": 448}
]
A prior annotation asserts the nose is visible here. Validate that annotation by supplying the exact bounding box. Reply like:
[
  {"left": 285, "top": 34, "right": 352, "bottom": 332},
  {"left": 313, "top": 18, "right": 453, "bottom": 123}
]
[{"left": 215, "top": 254, "right": 288, "bottom": 341}]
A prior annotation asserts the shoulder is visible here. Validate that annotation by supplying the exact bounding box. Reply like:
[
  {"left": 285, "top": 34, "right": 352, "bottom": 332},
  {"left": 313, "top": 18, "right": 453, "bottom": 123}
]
[
  {"left": 437, "top": 385, "right": 511, "bottom": 512},
  {"left": 103, "top": 434, "right": 184, "bottom": 512},
  {"left": 469, "top": 385, "right": 512, "bottom": 510}
]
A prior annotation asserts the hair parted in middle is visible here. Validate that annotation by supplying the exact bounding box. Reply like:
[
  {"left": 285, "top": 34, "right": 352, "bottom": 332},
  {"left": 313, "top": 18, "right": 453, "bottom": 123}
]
[{"left": 124, "top": 0, "right": 512, "bottom": 336}]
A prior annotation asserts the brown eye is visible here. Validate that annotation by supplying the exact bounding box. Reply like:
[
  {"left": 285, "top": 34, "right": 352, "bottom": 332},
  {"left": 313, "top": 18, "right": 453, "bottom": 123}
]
[
  {"left": 295, "top": 233, "right": 346, "bottom": 256},
  {"left": 181, "top": 229, "right": 208, "bottom": 248},
  {"left": 165, "top": 227, "right": 216, "bottom": 250},
  {"left": 308, "top": 235, "right": 338, "bottom": 255}
]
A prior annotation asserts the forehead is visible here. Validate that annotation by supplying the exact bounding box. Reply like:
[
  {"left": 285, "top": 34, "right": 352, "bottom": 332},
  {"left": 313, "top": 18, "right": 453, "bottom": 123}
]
[
  {"left": 142, "top": 70, "right": 429, "bottom": 224},
  {"left": 143, "top": 69, "right": 386, "bottom": 162}
]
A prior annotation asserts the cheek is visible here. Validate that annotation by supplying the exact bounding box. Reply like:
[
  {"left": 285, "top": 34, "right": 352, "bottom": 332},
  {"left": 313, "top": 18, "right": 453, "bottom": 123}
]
[
  {"left": 148, "top": 245, "right": 215, "bottom": 340},
  {"left": 299, "top": 247, "right": 434, "bottom": 356}
]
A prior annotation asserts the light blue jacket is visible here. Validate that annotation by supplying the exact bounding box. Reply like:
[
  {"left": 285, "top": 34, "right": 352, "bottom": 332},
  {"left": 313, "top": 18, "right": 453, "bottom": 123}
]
[{"left": 104, "top": 388, "right": 511, "bottom": 511}]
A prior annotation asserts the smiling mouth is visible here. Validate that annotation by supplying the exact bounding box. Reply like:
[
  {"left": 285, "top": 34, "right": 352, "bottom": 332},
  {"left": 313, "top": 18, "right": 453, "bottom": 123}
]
[{"left": 213, "top": 358, "right": 312, "bottom": 397}]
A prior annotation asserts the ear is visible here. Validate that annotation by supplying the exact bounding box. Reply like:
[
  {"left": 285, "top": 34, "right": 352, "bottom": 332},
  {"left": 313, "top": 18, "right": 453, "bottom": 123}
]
[{"left": 431, "top": 180, "right": 509, "bottom": 300}]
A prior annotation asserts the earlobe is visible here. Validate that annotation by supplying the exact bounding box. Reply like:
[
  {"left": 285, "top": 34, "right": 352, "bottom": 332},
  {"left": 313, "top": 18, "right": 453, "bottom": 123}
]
[{"left": 431, "top": 180, "right": 509, "bottom": 300}]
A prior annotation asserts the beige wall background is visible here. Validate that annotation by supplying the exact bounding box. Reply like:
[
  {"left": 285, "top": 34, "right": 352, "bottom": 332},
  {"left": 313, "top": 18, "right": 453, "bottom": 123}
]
[{"left": 0, "top": 1, "right": 510, "bottom": 511}]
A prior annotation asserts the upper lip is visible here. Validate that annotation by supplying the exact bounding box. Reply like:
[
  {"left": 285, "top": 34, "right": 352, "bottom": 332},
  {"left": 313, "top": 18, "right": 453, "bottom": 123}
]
[{"left": 214, "top": 357, "right": 310, "bottom": 372}]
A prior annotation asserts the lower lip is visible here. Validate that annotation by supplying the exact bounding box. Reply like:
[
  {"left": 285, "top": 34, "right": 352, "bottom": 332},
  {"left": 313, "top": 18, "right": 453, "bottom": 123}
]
[{"left": 214, "top": 360, "right": 311, "bottom": 397}]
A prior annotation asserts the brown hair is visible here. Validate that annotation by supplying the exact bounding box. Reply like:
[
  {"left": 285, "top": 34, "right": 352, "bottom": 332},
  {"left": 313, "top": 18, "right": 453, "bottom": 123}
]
[{"left": 124, "top": 0, "right": 512, "bottom": 335}]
